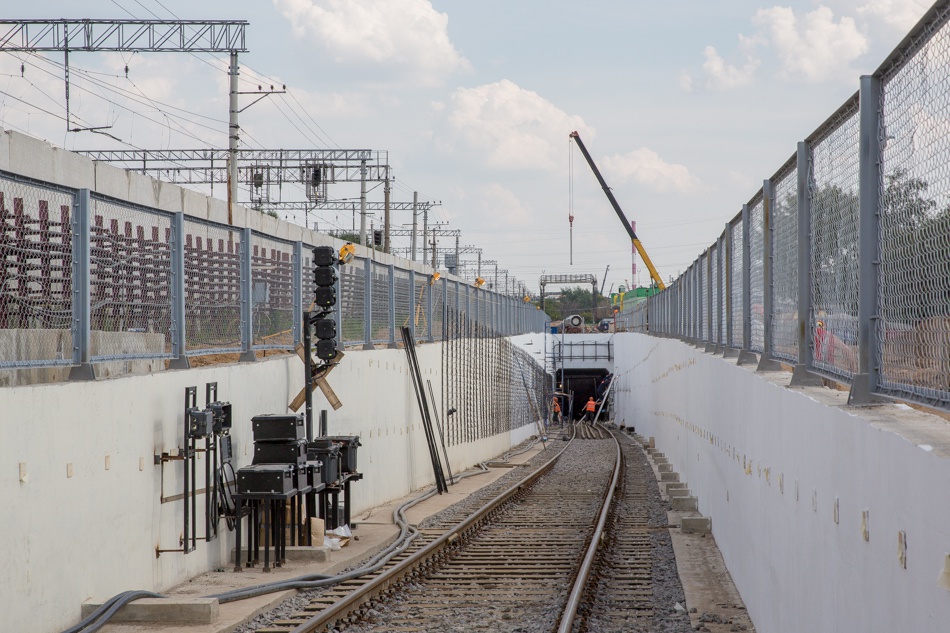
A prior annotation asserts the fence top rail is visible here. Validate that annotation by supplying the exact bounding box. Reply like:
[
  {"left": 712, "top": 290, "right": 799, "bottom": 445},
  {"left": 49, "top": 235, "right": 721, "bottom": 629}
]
[
  {"left": 875, "top": 0, "right": 950, "bottom": 81},
  {"left": 747, "top": 187, "right": 764, "bottom": 209},
  {"left": 806, "top": 92, "right": 860, "bottom": 146},
  {"left": 770, "top": 152, "right": 798, "bottom": 185},
  {"left": 0, "top": 168, "right": 79, "bottom": 196}
]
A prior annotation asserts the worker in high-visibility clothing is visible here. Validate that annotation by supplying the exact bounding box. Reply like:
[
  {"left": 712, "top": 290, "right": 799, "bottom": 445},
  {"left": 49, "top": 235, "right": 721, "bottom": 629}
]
[
  {"left": 551, "top": 397, "right": 562, "bottom": 426},
  {"left": 583, "top": 396, "right": 597, "bottom": 424}
]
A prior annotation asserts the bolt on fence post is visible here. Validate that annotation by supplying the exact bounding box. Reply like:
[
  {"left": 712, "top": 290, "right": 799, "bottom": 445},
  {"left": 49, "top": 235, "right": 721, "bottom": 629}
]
[
  {"left": 738, "top": 203, "right": 757, "bottom": 365},
  {"left": 68, "top": 189, "right": 94, "bottom": 380},
  {"left": 849, "top": 74, "right": 882, "bottom": 405},
  {"left": 759, "top": 180, "right": 782, "bottom": 371},
  {"left": 292, "top": 241, "right": 303, "bottom": 349},
  {"left": 239, "top": 227, "right": 256, "bottom": 362},
  {"left": 363, "top": 257, "right": 375, "bottom": 350},
  {"left": 168, "top": 212, "right": 190, "bottom": 369},
  {"left": 791, "top": 141, "right": 822, "bottom": 386},
  {"left": 388, "top": 264, "right": 398, "bottom": 349}
]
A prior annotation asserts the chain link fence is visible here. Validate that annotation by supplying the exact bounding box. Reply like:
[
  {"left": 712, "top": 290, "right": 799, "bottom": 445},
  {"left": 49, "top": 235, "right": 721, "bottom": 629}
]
[
  {"left": 615, "top": 2, "right": 950, "bottom": 411},
  {"left": 0, "top": 173, "right": 75, "bottom": 369},
  {"left": 0, "top": 171, "right": 548, "bottom": 378}
]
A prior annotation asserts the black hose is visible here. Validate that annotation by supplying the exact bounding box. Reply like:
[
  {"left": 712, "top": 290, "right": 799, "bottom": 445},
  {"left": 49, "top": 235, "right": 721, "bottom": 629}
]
[{"left": 60, "top": 590, "right": 164, "bottom": 633}]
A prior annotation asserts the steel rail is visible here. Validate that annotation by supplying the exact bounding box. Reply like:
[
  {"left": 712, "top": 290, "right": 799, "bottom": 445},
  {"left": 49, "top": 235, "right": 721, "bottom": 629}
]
[
  {"left": 557, "top": 425, "right": 623, "bottom": 633},
  {"left": 289, "top": 429, "right": 576, "bottom": 633}
]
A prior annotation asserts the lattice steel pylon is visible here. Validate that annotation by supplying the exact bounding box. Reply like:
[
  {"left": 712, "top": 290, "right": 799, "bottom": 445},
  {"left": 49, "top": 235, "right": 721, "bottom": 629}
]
[{"left": 0, "top": 19, "right": 253, "bottom": 222}]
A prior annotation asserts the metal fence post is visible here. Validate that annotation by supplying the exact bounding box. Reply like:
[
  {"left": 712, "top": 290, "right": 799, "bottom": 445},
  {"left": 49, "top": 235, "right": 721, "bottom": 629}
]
[
  {"left": 427, "top": 275, "right": 437, "bottom": 343},
  {"left": 849, "top": 75, "right": 882, "bottom": 405},
  {"left": 705, "top": 248, "right": 714, "bottom": 352},
  {"left": 791, "top": 141, "right": 822, "bottom": 386},
  {"left": 758, "top": 180, "right": 782, "bottom": 370},
  {"left": 293, "top": 241, "right": 303, "bottom": 348},
  {"left": 68, "top": 189, "right": 94, "bottom": 380},
  {"left": 716, "top": 235, "right": 724, "bottom": 352},
  {"left": 409, "top": 269, "right": 416, "bottom": 340},
  {"left": 388, "top": 264, "right": 397, "bottom": 348},
  {"left": 738, "top": 204, "right": 757, "bottom": 364},
  {"left": 239, "top": 228, "right": 256, "bottom": 362},
  {"left": 724, "top": 223, "right": 737, "bottom": 358},
  {"left": 168, "top": 212, "right": 189, "bottom": 369},
  {"left": 363, "top": 257, "right": 375, "bottom": 350}
]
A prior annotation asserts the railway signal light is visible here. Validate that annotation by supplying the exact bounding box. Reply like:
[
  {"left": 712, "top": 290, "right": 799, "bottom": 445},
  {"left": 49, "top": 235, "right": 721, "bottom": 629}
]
[{"left": 311, "top": 246, "right": 339, "bottom": 360}]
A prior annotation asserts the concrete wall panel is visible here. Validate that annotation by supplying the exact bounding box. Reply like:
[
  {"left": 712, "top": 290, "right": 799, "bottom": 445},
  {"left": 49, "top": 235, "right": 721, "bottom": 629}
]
[
  {"left": 1, "top": 342, "right": 540, "bottom": 633},
  {"left": 613, "top": 333, "right": 950, "bottom": 633}
]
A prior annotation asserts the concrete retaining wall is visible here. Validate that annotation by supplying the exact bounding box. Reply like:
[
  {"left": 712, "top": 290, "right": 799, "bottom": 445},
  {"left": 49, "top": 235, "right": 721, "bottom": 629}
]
[
  {"left": 613, "top": 333, "right": 950, "bottom": 633},
  {"left": 1, "top": 343, "right": 540, "bottom": 633}
]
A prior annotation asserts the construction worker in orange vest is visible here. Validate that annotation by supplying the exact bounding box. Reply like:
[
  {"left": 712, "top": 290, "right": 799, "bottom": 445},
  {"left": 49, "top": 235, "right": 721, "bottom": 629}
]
[
  {"left": 551, "top": 397, "right": 562, "bottom": 426},
  {"left": 583, "top": 396, "right": 597, "bottom": 424}
]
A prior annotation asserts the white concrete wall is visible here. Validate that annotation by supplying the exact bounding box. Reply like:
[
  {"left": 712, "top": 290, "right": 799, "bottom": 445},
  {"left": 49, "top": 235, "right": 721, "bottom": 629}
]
[
  {"left": 0, "top": 342, "right": 539, "bottom": 633},
  {"left": 613, "top": 333, "right": 950, "bottom": 633}
]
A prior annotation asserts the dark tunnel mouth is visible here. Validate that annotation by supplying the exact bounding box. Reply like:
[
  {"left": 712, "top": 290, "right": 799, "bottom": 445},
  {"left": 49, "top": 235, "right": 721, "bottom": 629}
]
[{"left": 557, "top": 368, "right": 609, "bottom": 419}]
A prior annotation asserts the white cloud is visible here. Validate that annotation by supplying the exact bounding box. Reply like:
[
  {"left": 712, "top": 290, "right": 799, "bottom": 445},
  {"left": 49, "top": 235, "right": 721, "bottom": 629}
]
[
  {"left": 600, "top": 148, "right": 699, "bottom": 194},
  {"left": 858, "top": 0, "right": 929, "bottom": 31},
  {"left": 272, "top": 0, "right": 469, "bottom": 84},
  {"left": 442, "top": 79, "right": 590, "bottom": 171},
  {"left": 752, "top": 6, "right": 868, "bottom": 81},
  {"left": 701, "top": 45, "right": 759, "bottom": 89},
  {"left": 473, "top": 183, "right": 532, "bottom": 227}
]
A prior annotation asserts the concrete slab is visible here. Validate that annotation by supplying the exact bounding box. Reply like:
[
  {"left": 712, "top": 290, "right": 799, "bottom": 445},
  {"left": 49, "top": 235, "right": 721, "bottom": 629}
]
[
  {"left": 664, "top": 482, "right": 688, "bottom": 494},
  {"left": 681, "top": 516, "right": 711, "bottom": 534},
  {"left": 668, "top": 510, "right": 755, "bottom": 633},
  {"left": 657, "top": 463, "right": 673, "bottom": 473},
  {"left": 81, "top": 598, "right": 218, "bottom": 624},
  {"left": 672, "top": 496, "right": 699, "bottom": 511},
  {"left": 660, "top": 471, "right": 680, "bottom": 482},
  {"left": 668, "top": 487, "right": 692, "bottom": 498}
]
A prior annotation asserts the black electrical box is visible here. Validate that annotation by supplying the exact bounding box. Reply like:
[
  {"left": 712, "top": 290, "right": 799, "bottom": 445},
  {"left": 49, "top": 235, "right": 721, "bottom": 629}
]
[
  {"left": 236, "top": 464, "right": 296, "bottom": 495},
  {"left": 304, "top": 460, "right": 323, "bottom": 489},
  {"left": 187, "top": 408, "right": 213, "bottom": 438},
  {"left": 253, "top": 438, "right": 308, "bottom": 466},
  {"left": 209, "top": 401, "right": 232, "bottom": 434},
  {"left": 328, "top": 436, "right": 361, "bottom": 473},
  {"left": 252, "top": 414, "right": 306, "bottom": 442},
  {"left": 308, "top": 439, "right": 341, "bottom": 485}
]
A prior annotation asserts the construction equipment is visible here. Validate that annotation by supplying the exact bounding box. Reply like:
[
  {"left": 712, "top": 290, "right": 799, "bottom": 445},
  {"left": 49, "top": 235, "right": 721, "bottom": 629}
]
[{"left": 569, "top": 131, "right": 666, "bottom": 290}]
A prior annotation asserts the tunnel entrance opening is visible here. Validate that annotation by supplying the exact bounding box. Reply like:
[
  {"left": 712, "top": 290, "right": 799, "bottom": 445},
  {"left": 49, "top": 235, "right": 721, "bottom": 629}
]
[{"left": 559, "top": 368, "right": 609, "bottom": 420}]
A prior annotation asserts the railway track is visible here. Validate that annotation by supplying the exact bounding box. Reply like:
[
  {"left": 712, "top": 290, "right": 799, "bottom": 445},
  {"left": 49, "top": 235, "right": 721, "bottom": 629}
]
[{"left": 246, "top": 426, "right": 689, "bottom": 633}]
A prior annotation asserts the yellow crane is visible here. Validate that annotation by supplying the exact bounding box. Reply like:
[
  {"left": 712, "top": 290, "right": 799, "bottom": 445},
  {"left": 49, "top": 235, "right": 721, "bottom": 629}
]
[{"left": 569, "top": 131, "right": 666, "bottom": 290}]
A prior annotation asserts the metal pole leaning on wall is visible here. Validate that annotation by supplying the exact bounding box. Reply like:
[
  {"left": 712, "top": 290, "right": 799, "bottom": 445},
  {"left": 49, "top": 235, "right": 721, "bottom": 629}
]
[
  {"left": 791, "top": 141, "right": 822, "bottom": 386},
  {"left": 239, "top": 228, "right": 256, "bottom": 362},
  {"left": 849, "top": 75, "right": 882, "bottom": 405},
  {"left": 169, "top": 212, "right": 190, "bottom": 369},
  {"left": 68, "top": 189, "right": 94, "bottom": 380},
  {"left": 409, "top": 269, "right": 416, "bottom": 340},
  {"left": 738, "top": 204, "right": 757, "bottom": 365},
  {"left": 758, "top": 181, "right": 782, "bottom": 371}
]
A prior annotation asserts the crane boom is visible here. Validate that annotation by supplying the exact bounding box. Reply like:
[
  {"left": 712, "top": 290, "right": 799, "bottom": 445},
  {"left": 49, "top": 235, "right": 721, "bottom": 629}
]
[{"left": 569, "top": 131, "right": 666, "bottom": 290}]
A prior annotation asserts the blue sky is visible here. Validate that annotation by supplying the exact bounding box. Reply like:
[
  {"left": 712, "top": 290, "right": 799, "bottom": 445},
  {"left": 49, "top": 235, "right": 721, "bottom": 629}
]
[{"left": 0, "top": 0, "right": 934, "bottom": 293}]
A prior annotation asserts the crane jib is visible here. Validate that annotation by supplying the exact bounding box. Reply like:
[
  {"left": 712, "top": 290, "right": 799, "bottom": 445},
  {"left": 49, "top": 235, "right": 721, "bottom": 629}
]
[{"left": 569, "top": 131, "right": 665, "bottom": 290}]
